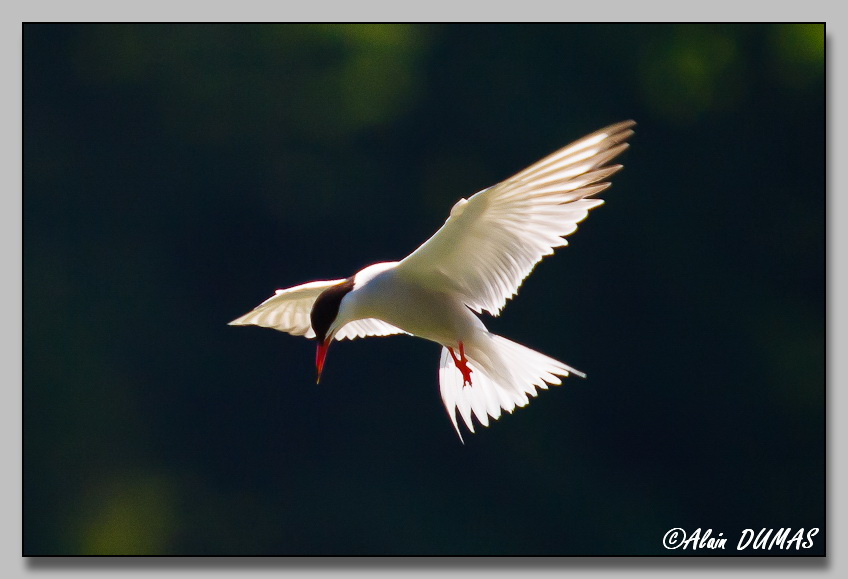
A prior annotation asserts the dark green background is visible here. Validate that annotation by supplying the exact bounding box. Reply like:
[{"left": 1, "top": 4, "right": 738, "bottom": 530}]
[{"left": 24, "top": 24, "right": 824, "bottom": 555}]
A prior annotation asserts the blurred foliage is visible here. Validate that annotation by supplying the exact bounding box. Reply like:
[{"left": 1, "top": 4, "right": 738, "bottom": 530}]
[
  {"left": 24, "top": 24, "right": 824, "bottom": 555},
  {"left": 69, "top": 23, "right": 430, "bottom": 142},
  {"left": 77, "top": 472, "right": 177, "bottom": 555},
  {"left": 638, "top": 25, "right": 748, "bottom": 124}
]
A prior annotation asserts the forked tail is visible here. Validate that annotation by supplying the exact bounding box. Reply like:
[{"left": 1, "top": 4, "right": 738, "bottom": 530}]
[{"left": 438, "top": 333, "right": 585, "bottom": 442}]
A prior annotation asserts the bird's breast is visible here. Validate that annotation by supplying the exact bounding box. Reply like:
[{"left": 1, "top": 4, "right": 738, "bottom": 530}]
[{"left": 343, "top": 268, "right": 482, "bottom": 346}]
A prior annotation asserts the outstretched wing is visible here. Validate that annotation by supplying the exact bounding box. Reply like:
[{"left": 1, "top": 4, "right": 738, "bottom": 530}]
[
  {"left": 336, "top": 318, "right": 409, "bottom": 341},
  {"left": 395, "top": 120, "right": 635, "bottom": 316},
  {"left": 228, "top": 279, "right": 407, "bottom": 340}
]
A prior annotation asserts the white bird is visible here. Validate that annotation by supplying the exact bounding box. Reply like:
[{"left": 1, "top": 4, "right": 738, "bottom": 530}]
[{"left": 230, "top": 120, "right": 635, "bottom": 441}]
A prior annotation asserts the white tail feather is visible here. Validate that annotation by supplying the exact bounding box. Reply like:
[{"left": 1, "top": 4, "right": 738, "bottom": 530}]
[{"left": 438, "top": 333, "right": 585, "bottom": 441}]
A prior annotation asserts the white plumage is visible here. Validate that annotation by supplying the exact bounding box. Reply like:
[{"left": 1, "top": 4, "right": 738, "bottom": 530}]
[
  {"left": 230, "top": 120, "right": 635, "bottom": 440},
  {"left": 230, "top": 279, "right": 407, "bottom": 341}
]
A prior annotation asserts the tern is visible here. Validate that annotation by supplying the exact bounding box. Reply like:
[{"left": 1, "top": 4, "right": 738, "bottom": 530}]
[{"left": 230, "top": 120, "right": 635, "bottom": 440}]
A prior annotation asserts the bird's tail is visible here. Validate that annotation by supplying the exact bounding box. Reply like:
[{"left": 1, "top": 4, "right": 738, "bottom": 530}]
[{"left": 438, "top": 332, "right": 585, "bottom": 442}]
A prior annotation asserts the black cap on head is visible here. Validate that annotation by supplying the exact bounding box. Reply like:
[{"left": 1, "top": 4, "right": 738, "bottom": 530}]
[{"left": 310, "top": 277, "right": 355, "bottom": 341}]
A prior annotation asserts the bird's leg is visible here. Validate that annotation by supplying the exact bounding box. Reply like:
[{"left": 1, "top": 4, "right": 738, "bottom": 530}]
[{"left": 448, "top": 341, "right": 473, "bottom": 387}]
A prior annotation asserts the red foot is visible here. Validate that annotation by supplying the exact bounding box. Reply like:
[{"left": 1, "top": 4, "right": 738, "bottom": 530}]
[{"left": 448, "top": 342, "right": 473, "bottom": 387}]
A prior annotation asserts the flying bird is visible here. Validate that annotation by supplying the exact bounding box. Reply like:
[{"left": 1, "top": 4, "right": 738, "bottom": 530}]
[{"left": 230, "top": 120, "right": 635, "bottom": 440}]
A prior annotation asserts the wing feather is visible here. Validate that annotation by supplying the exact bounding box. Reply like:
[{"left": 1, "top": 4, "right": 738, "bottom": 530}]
[
  {"left": 334, "top": 318, "right": 409, "bottom": 340},
  {"left": 396, "top": 120, "right": 635, "bottom": 316},
  {"left": 229, "top": 279, "right": 407, "bottom": 340}
]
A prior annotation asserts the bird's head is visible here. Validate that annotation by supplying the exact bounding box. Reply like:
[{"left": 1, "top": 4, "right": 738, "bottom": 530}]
[{"left": 310, "top": 277, "right": 355, "bottom": 383}]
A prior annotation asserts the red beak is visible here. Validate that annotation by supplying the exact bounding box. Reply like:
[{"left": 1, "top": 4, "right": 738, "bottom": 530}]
[{"left": 315, "top": 337, "right": 332, "bottom": 384}]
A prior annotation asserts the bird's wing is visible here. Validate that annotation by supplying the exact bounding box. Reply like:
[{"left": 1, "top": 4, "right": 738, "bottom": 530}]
[
  {"left": 229, "top": 279, "right": 407, "bottom": 340},
  {"left": 395, "top": 120, "right": 635, "bottom": 316},
  {"left": 334, "top": 318, "right": 410, "bottom": 340},
  {"left": 229, "top": 280, "right": 345, "bottom": 338}
]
